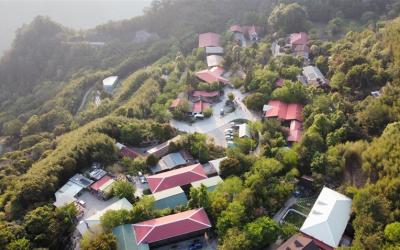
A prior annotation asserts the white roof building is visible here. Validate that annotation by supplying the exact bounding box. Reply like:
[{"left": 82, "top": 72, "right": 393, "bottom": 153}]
[
  {"left": 103, "top": 76, "right": 119, "bottom": 87},
  {"left": 238, "top": 123, "right": 251, "bottom": 138},
  {"left": 207, "top": 55, "right": 224, "bottom": 68},
  {"left": 53, "top": 181, "right": 83, "bottom": 207},
  {"left": 300, "top": 187, "right": 352, "bottom": 248},
  {"left": 208, "top": 157, "right": 227, "bottom": 174},
  {"left": 302, "top": 66, "right": 327, "bottom": 86},
  {"left": 77, "top": 198, "right": 133, "bottom": 235},
  {"left": 205, "top": 46, "right": 224, "bottom": 55}
]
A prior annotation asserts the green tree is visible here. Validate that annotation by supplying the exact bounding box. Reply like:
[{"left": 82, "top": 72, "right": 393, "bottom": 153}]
[
  {"left": 219, "top": 157, "right": 242, "bottom": 178},
  {"left": 6, "top": 238, "right": 31, "bottom": 250},
  {"left": 216, "top": 201, "right": 247, "bottom": 236},
  {"left": 384, "top": 222, "right": 400, "bottom": 243},
  {"left": 81, "top": 233, "right": 117, "bottom": 250},
  {"left": 268, "top": 3, "right": 308, "bottom": 34},
  {"left": 219, "top": 228, "right": 251, "bottom": 250},
  {"left": 100, "top": 209, "right": 132, "bottom": 232},
  {"left": 112, "top": 181, "right": 136, "bottom": 203},
  {"left": 245, "top": 93, "right": 266, "bottom": 111},
  {"left": 245, "top": 216, "right": 281, "bottom": 248},
  {"left": 188, "top": 185, "right": 210, "bottom": 210}
]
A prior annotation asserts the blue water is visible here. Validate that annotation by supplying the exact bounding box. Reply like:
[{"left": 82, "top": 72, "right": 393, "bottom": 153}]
[{"left": 0, "top": 0, "right": 153, "bottom": 56}]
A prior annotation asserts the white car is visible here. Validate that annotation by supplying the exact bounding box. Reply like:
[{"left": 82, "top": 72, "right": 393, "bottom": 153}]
[
  {"left": 225, "top": 135, "right": 233, "bottom": 140},
  {"left": 194, "top": 113, "right": 204, "bottom": 119},
  {"left": 77, "top": 200, "right": 86, "bottom": 207},
  {"left": 224, "top": 128, "right": 234, "bottom": 133}
]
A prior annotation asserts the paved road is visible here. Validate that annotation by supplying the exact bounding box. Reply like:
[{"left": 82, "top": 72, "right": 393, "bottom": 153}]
[
  {"left": 76, "top": 86, "right": 95, "bottom": 115},
  {"left": 170, "top": 87, "right": 260, "bottom": 147},
  {"left": 273, "top": 196, "right": 297, "bottom": 223}
]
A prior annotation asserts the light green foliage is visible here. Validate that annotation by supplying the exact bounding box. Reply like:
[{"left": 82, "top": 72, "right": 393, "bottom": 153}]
[
  {"left": 245, "top": 216, "right": 281, "bottom": 248},
  {"left": 80, "top": 233, "right": 117, "bottom": 250},
  {"left": 384, "top": 222, "right": 400, "bottom": 243},
  {"left": 271, "top": 81, "right": 308, "bottom": 104},
  {"left": 112, "top": 181, "right": 136, "bottom": 203},
  {"left": 188, "top": 185, "right": 210, "bottom": 210},
  {"left": 6, "top": 238, "right": 30, "bottom": 250}
]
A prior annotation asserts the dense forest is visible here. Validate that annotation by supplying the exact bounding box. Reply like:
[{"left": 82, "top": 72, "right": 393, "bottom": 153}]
[{"left": 1, "top": 0, "right": 400, "bottom": 249}]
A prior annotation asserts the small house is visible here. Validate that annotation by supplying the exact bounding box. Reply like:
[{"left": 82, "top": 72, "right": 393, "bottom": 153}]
[
  {"left": 90, "top": 175, "right": 116, "bottom": 199},
  {"left": 191, "top": 176, "right": 223, "bottom": 192},
  {"left": 302, "top": 66, "right": 328, "bottom": 86},
  {"left": 205, "top": 46, "right": 224, "bottom": 55},
  {"left": 77, "top": 198, "right": 133, "bottom": 236},
  {"left": 199, "top": 32, "right": 221, "bottom": 48},
  {"left": 152, "top": 151, "right": 188, "bottom": 174},
  {"left": 103, "top": 76, "right": 119, "bottom": 94},
  {"left": 113, "top": 208, "right": 211, "bottom": 249},
  {"left": 238, "top": 123, "right": 251, "bottom": 138},
  {"left": 146, "top": 135, "right": 182, "bottom": 158},
  {"left": 151, "top": 186, "right": 188, "bottom": 210}
]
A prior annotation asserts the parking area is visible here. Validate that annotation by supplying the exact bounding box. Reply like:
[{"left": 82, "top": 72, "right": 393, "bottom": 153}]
[
  {"left": 77, "top": 191, "right": 119, "bottom": 220},
  {"left": 170, "top": 87, "right": 260, "bottom": 147},
  {"left": 132, "top": 175, "right": 149, "bottom": 197},
  {"left": 153, "top": 236, "right": 217, "bottom": 250}
]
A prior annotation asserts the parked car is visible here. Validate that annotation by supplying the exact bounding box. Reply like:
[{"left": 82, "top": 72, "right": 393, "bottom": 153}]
[
  {"left": 225, "top": 135, "right": 233, "bottom": 140},
  {"left": 77, "top": 200, "right": 86, "bottom": 207},
  {"left": 139, "top": 176, "right": 147, "bottom": 184},
  {"left": 220, "top": 108, "right": 224, "bottom": 116},
  {"left": 230, "top": 122, "right": 239, "bottom": 129},
  {"left": 194, "top": 113, "right": 204, "bottom": 119},
  {"left": 224, "top": 128, "right": 234, "bottom": 133}
]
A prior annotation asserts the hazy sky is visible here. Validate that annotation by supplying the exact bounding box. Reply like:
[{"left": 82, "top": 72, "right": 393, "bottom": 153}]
[{"left": 0, "top": 0, "right": 153, "bottom": 56}]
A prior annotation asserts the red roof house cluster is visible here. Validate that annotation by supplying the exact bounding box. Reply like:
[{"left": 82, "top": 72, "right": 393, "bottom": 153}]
[
  {"left": 264, "top": 100, "right": 303, "bottom": 142},
  {"left": 229, "top": 24, "right": 260, "bottom": 41},
  {"left": 133, "top": 208, "right": 212, "bottom": 245},
  {"left": 290, "top": 32, "right": 309, "bottom": 46},
  {"left": 264, "top": 100, "right": 303, "bottom": 121},
  {"left": 147, "top": 163, "right": 208, "bottom": 193},
  {"left": 199, "top": 32, "right": 221, "bottom": 48}
]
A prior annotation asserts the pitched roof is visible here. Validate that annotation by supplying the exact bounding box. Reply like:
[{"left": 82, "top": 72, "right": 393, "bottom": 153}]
[
  {"left": 192, "top": 100, "right": 210, "bottom": 114},
  {"left": 205, "top": 46, "right": 224, "bottom": 54},
  {"left": 133, "top": 208, "right": 211, "bottom": 244},
  {"left": 238, "top": 123, "right": 251, "bottom": 138},
  {"left": 229, "top": 25, "right": 243, "bottom": 33},
  {"left": 300, "top": 187, "right": 352, "bottom": 248},
  {"left": 54, "top": 181, "right": 82, "bottom": 207},
  {"left": 103, "top": 76, "right": 119, "bottom": 87},
  {"left": 290, "top": 32, "right": 309, "bottom": 46},
  {"left": 195, "top": 68, "right": 229, "bottom": 85},
  {"left": 121, "top": 146, "right": 140, "bottom": 159},
  {"left": 191, "top": 176, "right": 223, "bottom": 192},
  {"left": 277, "top": 233, "right": 320, "bottom": 250},
  {"left": 199, "top": 32, "right": 221, "bottom": 47},
  {"left": 78, "top": 198, "right": 133, "bottom": 235},
  {"left": 90, "top": 175, "right": 113, "bottom": 191},
  {"left": 207, "top": 55, "right": 224, "bottom": 67},
  {"left": 113, "top": 224, "right": 150, "bottom": 250},
  {"left": 152, "top": 186, "right": 188, "bottom": 210},
  {"left": 156, "top": 152, "right": 187, "bottom": 173},
  {"left": 146, "top": 135, "right": 182, "bottom": 158},
  {"left": 192, "top": 90, "right": 219, "bottom": 98},
  {"left": 302, "top": 66, "right": 326, "bottom": 85},
  {"left": 264, "top": 100, "right": 303, "bottom": 121},
  {"left": 147, "top": 164, "right": 208, "bottom": 193},
  {"left": 170, "top": 98, "right": 183, "bottom": 109}
]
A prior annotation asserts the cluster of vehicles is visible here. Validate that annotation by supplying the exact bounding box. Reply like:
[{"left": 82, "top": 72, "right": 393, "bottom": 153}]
[{"left": 224, "top": 122, "right": 240, "bottom": 143}]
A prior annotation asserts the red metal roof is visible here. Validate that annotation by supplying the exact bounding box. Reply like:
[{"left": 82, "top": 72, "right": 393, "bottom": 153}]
[
  {"left": 229, "top": 25, "right": 243, "bottom": 33},
  {"left": 90, "top": 175, "right": 113, "bottom": 191},
  {"left": 192, "top": 100, "right": 210, "bottom": 114},
  {"left": 133, "top": 208, "right": 212, "bottom": 244},
  {"left": 121, "top": 146, "right": 140, "bottom": 159},
  {"left": 264, "top": 100, "right": 303, "bottom": 121},
  {"left": 195, "top": 69, "right": 229, "bottom": 85},
  {"left": 290, "top": 32, "right": 309, "bottom": 46},
  {"left": 170, "top": 98, "right": 183, "bottom": 109},
  {"left": 199, "top": 33, "right": 221, "bottom": 48},
  {"left": 192, "top": 90, "right": 219, "bottom": 98},
  {"left": 147, "top": 164, "right": 207, "bottom": 193}
]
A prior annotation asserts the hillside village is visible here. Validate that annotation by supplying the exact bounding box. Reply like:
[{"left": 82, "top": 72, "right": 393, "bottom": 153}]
[
  {"left": 1, "top": 1, "right": 400, "bottom": 250},
  {"left": 47, "top": 21, "right": 357, "bottom": 250}
]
